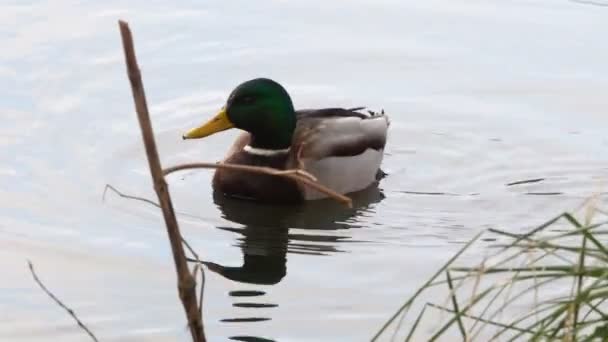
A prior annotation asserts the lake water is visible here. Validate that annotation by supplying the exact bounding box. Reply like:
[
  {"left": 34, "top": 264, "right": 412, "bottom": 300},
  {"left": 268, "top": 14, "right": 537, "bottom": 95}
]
[{"left": 2, "top": 0, "right": 608, "bottom": 341}]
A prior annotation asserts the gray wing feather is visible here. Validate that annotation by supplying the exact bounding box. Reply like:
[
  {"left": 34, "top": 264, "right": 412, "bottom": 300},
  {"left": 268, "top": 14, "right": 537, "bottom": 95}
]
[{"left": 292, "top": 108, "right": 389, "bottom": 159}]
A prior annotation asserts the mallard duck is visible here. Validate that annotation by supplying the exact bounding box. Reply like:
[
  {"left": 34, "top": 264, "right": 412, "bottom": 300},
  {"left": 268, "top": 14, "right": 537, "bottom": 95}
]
[{"left": 183, "top": 78, "right": 389, "bottom": 203}]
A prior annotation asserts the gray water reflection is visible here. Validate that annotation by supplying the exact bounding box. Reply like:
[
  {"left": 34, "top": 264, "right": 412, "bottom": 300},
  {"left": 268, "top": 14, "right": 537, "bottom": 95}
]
[
  {"left": 204, "top": 186, "right": 383, "bottom": 340},
  {"left": 206, "top": 186, "right": 384, "bottom": 284}
]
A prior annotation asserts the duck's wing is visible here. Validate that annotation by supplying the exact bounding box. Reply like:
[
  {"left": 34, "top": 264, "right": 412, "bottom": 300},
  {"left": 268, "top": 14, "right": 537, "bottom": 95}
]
[
  {"left": 292, "top": 107, "right": 389, "bottom": 159},
  {"left": 296, "top": 107, "right": 368, "bottom": 119},
  {"left": 290, "top": 108, "right": 389, "bottom": 200}
]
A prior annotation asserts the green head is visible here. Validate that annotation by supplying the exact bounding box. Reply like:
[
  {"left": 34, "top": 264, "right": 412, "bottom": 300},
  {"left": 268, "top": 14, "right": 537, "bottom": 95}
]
[{"left": 183, "top": 78, "right": 296, "bottom": 149}]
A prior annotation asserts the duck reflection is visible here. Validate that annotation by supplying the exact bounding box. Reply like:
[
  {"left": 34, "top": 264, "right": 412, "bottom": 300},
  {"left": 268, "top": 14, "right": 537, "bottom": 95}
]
[
  {"left": 204, "top": 185, "right": 385, "bottom": 285},
  {"left": 207, "top": 185, "right": 384, "bottom": 340}
]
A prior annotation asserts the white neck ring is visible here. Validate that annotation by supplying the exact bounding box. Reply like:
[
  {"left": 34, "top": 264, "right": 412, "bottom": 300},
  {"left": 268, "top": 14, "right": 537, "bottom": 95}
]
[{"left": 243, "top": 145, "right": 290, "bottom": 156}]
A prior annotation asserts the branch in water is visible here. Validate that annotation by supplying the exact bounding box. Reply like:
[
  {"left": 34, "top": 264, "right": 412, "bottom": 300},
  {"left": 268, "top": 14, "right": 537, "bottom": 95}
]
[
  {"left": 103, "top": 184, "right": 160, "bottom": 208},
  {"left": 28, "top": 260, "right": 99, "bottom": 342},
  {"left": 163, "top": 162, "right": 353, "bottom": 208},
  {"left": 103, "top": 184, "right": 212, "bottom": 223}
]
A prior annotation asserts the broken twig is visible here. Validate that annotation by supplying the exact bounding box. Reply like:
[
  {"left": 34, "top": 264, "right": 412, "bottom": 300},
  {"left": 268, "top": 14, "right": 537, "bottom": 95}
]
[
  {"left": 103, "top": 184, "right": 160, "bottom": 208},
  {"left": 28, "top": 260, "right": 99, "bottom": 342}
]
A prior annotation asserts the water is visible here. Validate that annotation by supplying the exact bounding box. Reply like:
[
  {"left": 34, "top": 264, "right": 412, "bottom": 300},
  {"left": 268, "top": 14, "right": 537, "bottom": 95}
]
[{"left": 2, "top": 0, "right": 608, "bottom": 340}]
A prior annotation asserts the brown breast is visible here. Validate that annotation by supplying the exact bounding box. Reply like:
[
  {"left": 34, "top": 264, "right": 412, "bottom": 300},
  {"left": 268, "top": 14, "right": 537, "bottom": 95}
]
[{"left": 212, "top": 149, "right": 304, "bottom": 203}]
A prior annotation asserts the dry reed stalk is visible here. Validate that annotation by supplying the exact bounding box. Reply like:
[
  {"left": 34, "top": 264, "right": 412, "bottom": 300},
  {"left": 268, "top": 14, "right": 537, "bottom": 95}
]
[{"left": 118, "top": 20, "right": 206, "bottom": 342}]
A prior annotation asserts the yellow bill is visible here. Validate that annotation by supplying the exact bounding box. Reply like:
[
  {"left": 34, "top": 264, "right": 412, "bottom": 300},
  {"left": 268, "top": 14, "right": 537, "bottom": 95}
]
[{"left": 182, "top": 107, "right": 234, "bottom": 139}]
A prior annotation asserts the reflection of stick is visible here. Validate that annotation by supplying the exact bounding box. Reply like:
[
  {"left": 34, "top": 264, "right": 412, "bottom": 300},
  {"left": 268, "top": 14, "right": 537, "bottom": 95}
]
[
  {"left": 118, "top": 20, "right": 206, "bottom": 342},
  {"left": 164, "top": 163, "right": 353, "bottom": 208},
  {"left": 28, "top": 261, "right": 99, "bottom": 342}
]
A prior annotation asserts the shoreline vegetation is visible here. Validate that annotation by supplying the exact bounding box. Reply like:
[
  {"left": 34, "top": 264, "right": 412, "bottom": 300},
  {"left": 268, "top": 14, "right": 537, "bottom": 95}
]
[{"left": 373, "top": 196, "right": 608, "bottom": 341}]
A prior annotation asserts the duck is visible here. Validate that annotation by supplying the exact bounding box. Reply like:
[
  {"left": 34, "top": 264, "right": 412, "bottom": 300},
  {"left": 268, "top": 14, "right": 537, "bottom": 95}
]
[{"left": 183, "top": 78, "right": 389, "bottom": 203}]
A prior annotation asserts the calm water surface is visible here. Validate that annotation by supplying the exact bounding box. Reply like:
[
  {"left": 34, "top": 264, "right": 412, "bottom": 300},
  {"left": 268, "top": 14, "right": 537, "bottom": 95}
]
[{"left": 2, "top": 0, "right": 608, "bottom": 341}]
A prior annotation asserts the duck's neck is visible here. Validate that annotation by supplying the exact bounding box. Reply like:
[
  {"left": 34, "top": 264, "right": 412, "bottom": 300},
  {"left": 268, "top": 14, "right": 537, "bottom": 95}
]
[
  {"left": 248, "top": 110, "right": 296, "bottom": 150},
  {"left": 249, "top": 134, "right": 292, "bottom": 150}
]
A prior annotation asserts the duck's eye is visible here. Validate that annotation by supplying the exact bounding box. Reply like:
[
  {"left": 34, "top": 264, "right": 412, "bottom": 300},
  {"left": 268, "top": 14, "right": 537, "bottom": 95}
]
[{"left": 240, "top": 96, "right": 256, "bottom": 104}]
